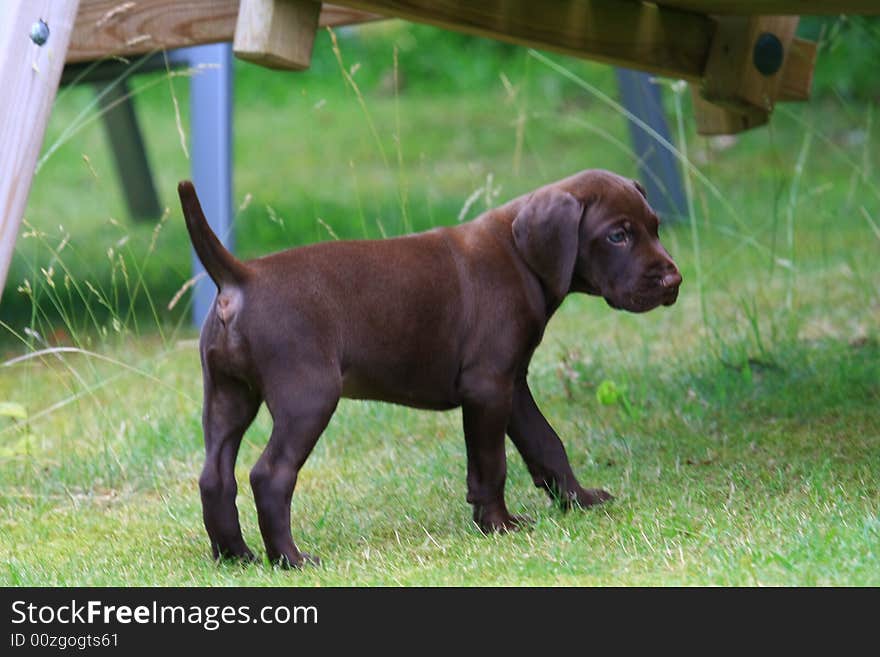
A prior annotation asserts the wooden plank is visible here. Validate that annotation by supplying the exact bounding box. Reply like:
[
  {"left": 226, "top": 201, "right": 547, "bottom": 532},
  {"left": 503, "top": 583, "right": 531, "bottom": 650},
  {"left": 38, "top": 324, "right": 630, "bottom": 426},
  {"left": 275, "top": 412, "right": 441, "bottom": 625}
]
[
  {"left": 0, "top": 0, "right": 81, "bottom": 302},
  {"left": 326, "top": 1, "right": 816, "bottom": 98},
  {"left": 233, "top": 0, "right": 322, "bottom": 70},
  {"left": 701, "top": 16, "right": 799, "bottom": 111},
  {"left": 69, "top": 0, "right": 714, "bottom": 82},
  {"left": 691, "top": 86, "right": 768, "bottom": 135},
  {"left": 778, "top": 37, "right": 816, "bottom": 102},
  {"left": 656, "top": 1, "right": 880, "bottom": 15},
  {"left": 68, "top": 0, "right": 815, "bottom": 99},
  {"left": 67, "top": 0, "right": 378, "bottom": 64},
  {"left": 333, "top": 0, "right": 716, "bottom": 81},
  {"left": 319, "top": 3, "right": 380, "bottom": 26}
]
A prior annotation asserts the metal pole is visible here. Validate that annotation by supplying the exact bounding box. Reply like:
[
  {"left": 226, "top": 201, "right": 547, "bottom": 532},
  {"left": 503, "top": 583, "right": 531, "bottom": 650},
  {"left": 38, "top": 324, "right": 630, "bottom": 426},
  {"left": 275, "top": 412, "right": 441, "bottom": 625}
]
[
  {"left": 184, "top": 43, "right": 234, "bottom": 328},
  {"left": 96, "top": 80, "right": 162, "bottom": 221},
  {"left": 615, "top": 68, "right": 687, "bottom": 222}
]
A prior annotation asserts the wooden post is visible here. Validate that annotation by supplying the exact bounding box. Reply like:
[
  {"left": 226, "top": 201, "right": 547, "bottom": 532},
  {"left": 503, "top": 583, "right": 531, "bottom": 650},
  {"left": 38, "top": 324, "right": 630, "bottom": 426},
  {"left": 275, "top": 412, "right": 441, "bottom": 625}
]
[
  {"left": 233, "top": 0, "right": 322, "bottom": 70},
  {"left": 0, "top": 0, "right": 80, "bottom": 302},
  {"left": 96, "top": 80, "right": 163, "bottom": 221}
]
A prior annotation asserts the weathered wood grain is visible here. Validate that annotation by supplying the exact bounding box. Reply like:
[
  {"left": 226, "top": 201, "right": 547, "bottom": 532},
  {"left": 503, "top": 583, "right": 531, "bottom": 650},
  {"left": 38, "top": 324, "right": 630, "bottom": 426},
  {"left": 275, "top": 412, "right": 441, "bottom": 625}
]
[
  {"left": 334, "top": 0, "right": 715, "bottom": 81},
  {"left": 656, "top": 1, "right": 880, "bottom": 15},
  {"left": 67, "top": 0, "right": 378, "bottom": 63},
  {"left": 691, "top": 86, "right": 769, "bottom": 135},
  {"left": 701, "top": 16, "right": 800, "bottom": 111},
  {"left": 0, "top": 0, "right": 81, "bottom": 301},
  {"left": 233, "top": 0, "right": 322, "bottom": 70},
  {"left": 778, "top": 37, "right": 816, "bottom": 102}
]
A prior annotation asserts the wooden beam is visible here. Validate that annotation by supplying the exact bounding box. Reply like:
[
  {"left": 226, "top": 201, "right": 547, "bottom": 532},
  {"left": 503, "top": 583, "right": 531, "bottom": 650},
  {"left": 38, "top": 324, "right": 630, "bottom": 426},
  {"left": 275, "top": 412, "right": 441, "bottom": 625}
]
[
  {"left": 700, "top": 16, "right": 799, "bottom": 112},
  {"left": 68, "top": 0, "right": 815, "bottom": 100},
  {"left": 319, "top": 3, "right": 382, "bottom": 26},
  {"left": 0, "top": 0, "right": 81, "bottom": 302},
  {"left": 691, "top": 86, "right": 768, "bottom": 135},
  {"left": 67, "top": 0, "right": 378, "bottom": 64},
  {"left": 330, "top": 0, "right": 718, "bottom": 82},
  {"left": 655, "top": 1, "right": 880, "bottom": 15},
  {"left": 693, "top": 16, "right": 811, "bottom": 135},
  {"left": 233, "top": 0, "right": 322, "bottom": 70},
  {"left": 327, "top": 1, "right": 817, "bottom": 95}
]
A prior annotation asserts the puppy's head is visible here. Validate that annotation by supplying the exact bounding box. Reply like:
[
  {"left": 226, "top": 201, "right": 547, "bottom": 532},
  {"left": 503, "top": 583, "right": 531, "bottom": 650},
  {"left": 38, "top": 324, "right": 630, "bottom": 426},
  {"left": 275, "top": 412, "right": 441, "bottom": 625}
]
[{"left": 512, "top": 170, "right": 681, "bottom": 313}]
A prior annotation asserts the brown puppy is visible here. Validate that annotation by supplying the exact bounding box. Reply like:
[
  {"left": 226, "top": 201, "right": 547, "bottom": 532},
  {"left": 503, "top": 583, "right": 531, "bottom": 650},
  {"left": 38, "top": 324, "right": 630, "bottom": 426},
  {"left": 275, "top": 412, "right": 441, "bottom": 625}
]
[{"left": 178, "top": 169, "right": 682, "bottom": 567}]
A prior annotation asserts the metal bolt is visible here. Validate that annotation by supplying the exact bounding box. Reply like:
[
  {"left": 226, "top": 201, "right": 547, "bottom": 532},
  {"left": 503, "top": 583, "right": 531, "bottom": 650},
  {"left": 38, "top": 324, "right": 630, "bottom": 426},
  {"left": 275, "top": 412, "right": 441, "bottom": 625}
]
[
  {"left": 753, "top": 32, "right": 784, "bottom": 76},
  {"left": 30, "top": 19, "right": 50, "bottom": 46}
]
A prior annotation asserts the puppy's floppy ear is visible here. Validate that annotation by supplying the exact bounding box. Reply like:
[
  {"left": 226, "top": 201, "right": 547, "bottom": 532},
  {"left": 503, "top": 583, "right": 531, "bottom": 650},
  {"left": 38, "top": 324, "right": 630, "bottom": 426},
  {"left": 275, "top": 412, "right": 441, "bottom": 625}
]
[{"left": 512, "top": 189, "right": 583, "bottom": 300}]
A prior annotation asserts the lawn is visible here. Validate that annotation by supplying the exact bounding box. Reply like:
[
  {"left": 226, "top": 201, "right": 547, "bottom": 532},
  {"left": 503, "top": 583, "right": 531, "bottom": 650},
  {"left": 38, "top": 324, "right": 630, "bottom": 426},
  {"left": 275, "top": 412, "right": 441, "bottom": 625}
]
[{"left": 1, "top": 23, "right": 878, "bottom": 586}]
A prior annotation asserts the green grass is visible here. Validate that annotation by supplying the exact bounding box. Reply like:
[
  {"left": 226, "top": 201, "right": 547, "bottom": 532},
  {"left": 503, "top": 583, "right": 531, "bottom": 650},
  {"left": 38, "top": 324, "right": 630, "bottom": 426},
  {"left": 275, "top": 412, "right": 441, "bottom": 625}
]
[{"left": 1, "top": 23, "right": 878, "bottom": 585}]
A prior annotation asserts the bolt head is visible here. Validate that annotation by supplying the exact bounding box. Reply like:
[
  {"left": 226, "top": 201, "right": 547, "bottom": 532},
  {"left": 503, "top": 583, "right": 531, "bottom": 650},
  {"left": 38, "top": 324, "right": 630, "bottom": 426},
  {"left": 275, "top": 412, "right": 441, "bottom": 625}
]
[
  {"left": 30, "top": 19, "right": 50, "bottom": 46},
  {"left": 753, "top": 32, "right": 784, "bottom": 76}
]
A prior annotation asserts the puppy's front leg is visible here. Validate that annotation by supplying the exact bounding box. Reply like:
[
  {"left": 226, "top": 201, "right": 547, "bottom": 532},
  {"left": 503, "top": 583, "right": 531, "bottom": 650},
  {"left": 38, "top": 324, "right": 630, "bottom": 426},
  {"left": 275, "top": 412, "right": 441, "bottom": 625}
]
[
  {"left": 461, "top": 382, "right": 530, "bottom": 533},
  {"left": 507, "top": 377, "right": 613, "bottom": 509}
]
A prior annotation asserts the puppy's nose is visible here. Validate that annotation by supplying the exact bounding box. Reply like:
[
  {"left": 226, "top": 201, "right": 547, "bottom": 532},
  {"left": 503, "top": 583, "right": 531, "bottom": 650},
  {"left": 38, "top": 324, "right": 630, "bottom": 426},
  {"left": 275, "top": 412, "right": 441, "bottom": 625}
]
[{"left": 660, "top": 269, "right": 682, "bottom": 289}]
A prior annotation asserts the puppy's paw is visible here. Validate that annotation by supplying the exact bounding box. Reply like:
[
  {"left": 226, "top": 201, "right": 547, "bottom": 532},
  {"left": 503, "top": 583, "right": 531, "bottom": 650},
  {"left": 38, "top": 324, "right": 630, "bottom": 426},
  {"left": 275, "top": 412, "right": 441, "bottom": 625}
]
[
  {"left": 212, "top": 544, "right": 257, "bottom": 564},
  {"left": 571, "top": 487, "right": 614, "bottom": 509},
  {"left": 476, "top": 510, "right": 534, "bottom": 534}
]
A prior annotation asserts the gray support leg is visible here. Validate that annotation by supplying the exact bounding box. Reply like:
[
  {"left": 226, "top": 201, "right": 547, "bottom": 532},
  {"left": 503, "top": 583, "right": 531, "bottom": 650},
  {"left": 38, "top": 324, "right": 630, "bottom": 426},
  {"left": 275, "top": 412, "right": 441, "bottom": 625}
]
[
  {"left": 615, "top": 68, "right": 687, "bottom": 222},
  {"left": 96, "top": 80, "right": 162, "bottom": 221},
  {"left": 185, "top": 44, "right": 235, "bottom": 328}
]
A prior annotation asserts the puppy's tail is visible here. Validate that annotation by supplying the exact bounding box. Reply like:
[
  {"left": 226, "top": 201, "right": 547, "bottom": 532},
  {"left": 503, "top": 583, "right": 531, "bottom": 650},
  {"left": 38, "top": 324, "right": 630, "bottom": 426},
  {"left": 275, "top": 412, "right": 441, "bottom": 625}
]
[{"left": 178, "top": 181, "right": 249, "bottom": 288}]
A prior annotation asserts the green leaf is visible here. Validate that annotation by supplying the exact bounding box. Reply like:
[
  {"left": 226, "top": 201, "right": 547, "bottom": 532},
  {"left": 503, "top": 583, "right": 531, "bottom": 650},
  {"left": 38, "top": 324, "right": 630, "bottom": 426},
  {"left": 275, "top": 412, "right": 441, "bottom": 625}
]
[
  {"left": 0, "top": 402, "right": 27, "bottom": 420},
  {"left": 596, "top": 380, "right": 621, "bottom": 406}
]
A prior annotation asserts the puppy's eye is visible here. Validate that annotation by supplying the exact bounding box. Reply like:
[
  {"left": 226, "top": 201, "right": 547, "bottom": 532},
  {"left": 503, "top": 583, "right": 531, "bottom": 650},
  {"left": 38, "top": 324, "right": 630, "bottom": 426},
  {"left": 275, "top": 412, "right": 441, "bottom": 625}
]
[{"left": 607, "top": 228, "right": 628, "bottom": 245}]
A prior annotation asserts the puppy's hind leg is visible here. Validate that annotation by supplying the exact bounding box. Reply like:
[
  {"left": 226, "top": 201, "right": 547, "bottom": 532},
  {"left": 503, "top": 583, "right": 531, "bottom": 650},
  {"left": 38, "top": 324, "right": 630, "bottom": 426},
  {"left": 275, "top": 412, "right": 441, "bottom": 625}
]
[
  {"left": 250, "top": 365, "right": 340, "bottom": 568},
  {"left": 200, "top": 372, "right": 261, "bottom": 562}
]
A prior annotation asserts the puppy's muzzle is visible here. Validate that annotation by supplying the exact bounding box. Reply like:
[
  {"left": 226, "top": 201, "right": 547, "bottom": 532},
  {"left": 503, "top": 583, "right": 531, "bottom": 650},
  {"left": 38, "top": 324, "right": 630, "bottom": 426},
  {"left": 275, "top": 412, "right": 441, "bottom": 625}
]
[{"left": 658, "top": 269, "right": 682, "bottom": 306}]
